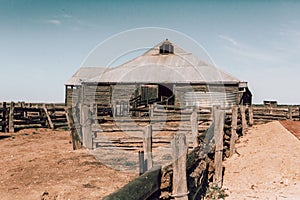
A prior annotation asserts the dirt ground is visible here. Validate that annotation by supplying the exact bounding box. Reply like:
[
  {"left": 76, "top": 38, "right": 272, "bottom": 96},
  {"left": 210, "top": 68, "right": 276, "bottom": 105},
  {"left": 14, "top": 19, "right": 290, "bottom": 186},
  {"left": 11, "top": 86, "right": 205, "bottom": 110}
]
[
  {"left": 223, "top": 121, "right": 300, "bottom": 200},
  {"left": 0, "top": 129, "right": 137, "bottom": 200}
]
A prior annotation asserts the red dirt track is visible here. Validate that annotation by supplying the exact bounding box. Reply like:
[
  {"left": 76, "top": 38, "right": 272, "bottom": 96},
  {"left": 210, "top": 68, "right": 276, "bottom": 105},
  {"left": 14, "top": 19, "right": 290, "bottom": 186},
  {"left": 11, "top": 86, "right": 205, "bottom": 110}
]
[{"left": 280, "top": 120, "right": 300, "bottom": 140}]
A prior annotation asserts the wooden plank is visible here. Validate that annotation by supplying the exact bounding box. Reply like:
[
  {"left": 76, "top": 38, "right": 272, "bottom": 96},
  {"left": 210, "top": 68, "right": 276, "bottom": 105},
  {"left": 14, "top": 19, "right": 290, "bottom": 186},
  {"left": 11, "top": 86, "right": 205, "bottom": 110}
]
[
  {"left": 103, "top": 166, "right": 161, "bottom": 200},
  {"left": 43, "top": 104, "right": 54, "bottom": 130},
  {"left": 229, "top": 106, "right": 238, "bottom": 157},
  {"left": 171, "top": 132, "right": 188, "bottom": 200},
  {"left": 143, "top": 125, "right": 153, "bottom": 171},
  {"left": 213, "top": 108, "right": 225, "bottom": 188}
]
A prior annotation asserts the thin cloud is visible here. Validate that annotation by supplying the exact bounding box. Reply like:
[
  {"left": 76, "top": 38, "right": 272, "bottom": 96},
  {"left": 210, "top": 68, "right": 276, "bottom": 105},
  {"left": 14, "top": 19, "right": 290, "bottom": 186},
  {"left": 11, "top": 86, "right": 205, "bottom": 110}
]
[
  {"left": 44, "top": 19, "right": 62, "bottom": 25},
  {"left": 218, "top": 35, "right": 239, "bottom": 47}
]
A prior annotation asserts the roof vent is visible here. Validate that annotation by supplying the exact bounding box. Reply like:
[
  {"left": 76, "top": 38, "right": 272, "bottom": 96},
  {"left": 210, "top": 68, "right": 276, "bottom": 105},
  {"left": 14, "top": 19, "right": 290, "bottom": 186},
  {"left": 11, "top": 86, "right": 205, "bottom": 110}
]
[{"left": 159, "top": 39, "right": 174, "bottom": 54}]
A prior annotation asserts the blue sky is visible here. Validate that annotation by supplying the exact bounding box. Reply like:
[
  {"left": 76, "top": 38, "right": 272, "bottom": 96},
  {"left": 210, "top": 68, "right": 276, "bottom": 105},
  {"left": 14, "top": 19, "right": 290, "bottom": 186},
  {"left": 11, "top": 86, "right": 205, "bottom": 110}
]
[{"left": 0, "top": 0, "right": 300, "bottom": 104}]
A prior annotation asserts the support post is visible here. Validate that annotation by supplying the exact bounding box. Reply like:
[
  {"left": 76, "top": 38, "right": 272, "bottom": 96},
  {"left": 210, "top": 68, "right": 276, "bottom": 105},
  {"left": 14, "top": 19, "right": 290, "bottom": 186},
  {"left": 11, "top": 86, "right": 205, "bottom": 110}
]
[
  {"left": 82, "top": 104, "right": 93, "bottom": 149},
  {"left": 213, "top": 108, "right": 225, "bottom": 188},
  {"left": 9, "top": 102, "right": 15, "bottom": 133},
  {"left": 240, "top": 105, "right": 248, "bottom": 135},
  {"left": 248, "top": 106, "right": 254, "bottom": 126},
  {"left": 143, "top": 124, "right": 153, "bottom": 171},
  {"left": 171, "top": 132, "right": 188, "bottom": 200},
  {"left": 190, "top": 107, "right": 198, "bottom": 148},
  {"left": 229, "top": 106, "right": 238, "bottom": 157}
]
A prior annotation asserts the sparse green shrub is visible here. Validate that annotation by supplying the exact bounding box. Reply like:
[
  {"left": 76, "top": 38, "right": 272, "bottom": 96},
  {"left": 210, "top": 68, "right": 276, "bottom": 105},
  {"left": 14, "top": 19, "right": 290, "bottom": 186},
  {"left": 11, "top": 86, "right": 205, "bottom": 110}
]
[{"left": 205, "top": 183, "right": 228, "bottom": 200}]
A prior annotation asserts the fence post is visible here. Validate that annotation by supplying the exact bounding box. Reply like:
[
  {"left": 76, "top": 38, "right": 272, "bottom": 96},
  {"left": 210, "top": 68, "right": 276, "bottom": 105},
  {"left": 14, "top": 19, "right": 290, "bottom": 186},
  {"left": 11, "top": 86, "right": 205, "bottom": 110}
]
[
  {"left": 229, "top": 106, "right": 238, "bottom": 157},
  {"left": 288, "top": 107, "right": 293, "bottom": 120},
  {"left": 240, "top": 105, "right": 248, "bottom": 135},
  {"left": 2, "top": 102, "right": 7, "bottom": 132},
  {"left": 68, "top": 107, "right": 82, "bottom": 150},
  {"left": 171, "top": 132, "right": 188, "bottom": 200},
  {"left": 213, "top": 108, "right": 225, "bottom": 188},
  {"left": 143, "top": 124, "right": 153, "bottom": 171},
  {"left": 82, "top": 104, "right": 93, "bottom": 149},
  {"left": 9, "top": 102, "right": 15, "bottom": 133},
  {"left": 190, "top": 107, "right": 198, "bottom": 148},
  {"left": 138, "top": 151, "right": 145, "bottom": 175},
  {"left": 248, "top": 106, "right": 254, "bottom": 126}
]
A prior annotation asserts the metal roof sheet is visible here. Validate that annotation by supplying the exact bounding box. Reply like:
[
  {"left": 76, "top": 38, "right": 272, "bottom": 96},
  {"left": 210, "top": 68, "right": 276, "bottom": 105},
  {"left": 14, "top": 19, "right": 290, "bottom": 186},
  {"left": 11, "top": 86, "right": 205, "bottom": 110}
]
[
  {"left": 83, "top": 40, "right": 241, "bottom": 84},
  {"left": 65, "top": 67, "right": 107, "bottom": 86}
]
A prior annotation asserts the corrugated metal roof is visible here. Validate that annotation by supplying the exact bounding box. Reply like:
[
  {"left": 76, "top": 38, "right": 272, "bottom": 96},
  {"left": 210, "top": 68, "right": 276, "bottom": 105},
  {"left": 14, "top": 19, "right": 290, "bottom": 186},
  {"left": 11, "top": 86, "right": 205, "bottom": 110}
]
[
  {"left": 184, "top": 92, "right": 239, "bottom": 107},
  {"left": 84, "top": 40, "right": 241, "bottom": 84},
  {"left": 65, "top": 67, "right": 107, "bottom": 86}
]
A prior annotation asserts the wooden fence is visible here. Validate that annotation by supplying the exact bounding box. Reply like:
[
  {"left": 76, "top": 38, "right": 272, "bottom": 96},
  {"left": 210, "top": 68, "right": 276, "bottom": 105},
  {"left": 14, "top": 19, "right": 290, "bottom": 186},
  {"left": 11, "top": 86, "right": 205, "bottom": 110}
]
[
  {"left": 100, "top": 105, "right": 252, "bottom": 200},
  {"left": 252, "top": 105, "right": 300, "bottom": 124},
  {"left": 0, "top": 102, "right": 69, "bottom": 133}
]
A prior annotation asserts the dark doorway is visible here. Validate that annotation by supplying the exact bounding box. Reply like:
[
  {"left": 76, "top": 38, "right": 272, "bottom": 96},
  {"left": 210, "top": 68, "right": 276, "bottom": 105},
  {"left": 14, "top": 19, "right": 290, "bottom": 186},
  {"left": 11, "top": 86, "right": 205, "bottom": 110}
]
[{"left": 158, "top": 84, "right": 174, "bottom": 105}]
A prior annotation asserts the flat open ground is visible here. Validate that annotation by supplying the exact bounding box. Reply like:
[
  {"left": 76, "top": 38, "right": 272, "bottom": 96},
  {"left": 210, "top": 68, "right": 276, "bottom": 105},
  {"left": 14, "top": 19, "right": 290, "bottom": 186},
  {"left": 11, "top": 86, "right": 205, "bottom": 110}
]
[
  {"left": 223, "top": 121, "right": 300, "bottom": 200},
  {"left": 1, "top": 121, "right": 299, "bottom": 199},
  {"left": 0, "top": 129, "right": 137, "bottom": 200}
]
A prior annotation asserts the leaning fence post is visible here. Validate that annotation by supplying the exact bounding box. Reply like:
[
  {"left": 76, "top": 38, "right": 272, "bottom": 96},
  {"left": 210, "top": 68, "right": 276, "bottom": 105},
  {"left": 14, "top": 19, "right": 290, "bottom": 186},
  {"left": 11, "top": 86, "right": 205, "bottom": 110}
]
[
  {"left": 43, "top": 104, "right": 54, "bottom": 130},
  {"left": 9, "top": 102, "right": 15, "bottom": 133},
  {"left": 171, "top": 132, "right": 188, "bottom": 200},
  {"left": 229, "top": 106, "right": 238, "bottom": 157},
  {"left": 240, "top": 105, "right": 248, "bottom": 135},
  {"left": 190, "top": 107, "right": 198, "bottom": 148},
  {"left": 68, "top": 107, "right": 82, "bottom": 150},
  {"left": 143, "top": 124, "right": 153, "bottom": 171},
  {"left": 213, "top": 108, "right": 225, "bottom": 188}
]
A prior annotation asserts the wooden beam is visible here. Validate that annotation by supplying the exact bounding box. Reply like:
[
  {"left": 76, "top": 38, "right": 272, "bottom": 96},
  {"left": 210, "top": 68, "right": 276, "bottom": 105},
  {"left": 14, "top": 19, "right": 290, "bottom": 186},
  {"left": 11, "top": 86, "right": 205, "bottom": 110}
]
[
  {"left": 143, "top": 124, "right": 153, "bottom": 171},
  {"left": 213, "top": 108, "right": 225, "bottom": 188},
  {"left": 229, "top": 106, "right": 238, "bottom": 157},
  {"left": 103, "top": 166, "right": 161, "bottom": 200},
  {"left": 43, "top": 104, "right": 54, "bottom": 130},
  {"left": 171, "top": 132, "right": 188, "bottom": 200}
]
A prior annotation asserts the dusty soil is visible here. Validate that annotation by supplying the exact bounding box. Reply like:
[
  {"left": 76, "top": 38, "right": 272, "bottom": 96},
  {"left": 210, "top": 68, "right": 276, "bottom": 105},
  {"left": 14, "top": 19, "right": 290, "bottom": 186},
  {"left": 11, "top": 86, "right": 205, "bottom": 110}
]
[
  {"left": 223, "top": 121, "right": 300, "bottom": 200},
  {"left": 0, "top": 129, "right": 137, "bottom": 200}
]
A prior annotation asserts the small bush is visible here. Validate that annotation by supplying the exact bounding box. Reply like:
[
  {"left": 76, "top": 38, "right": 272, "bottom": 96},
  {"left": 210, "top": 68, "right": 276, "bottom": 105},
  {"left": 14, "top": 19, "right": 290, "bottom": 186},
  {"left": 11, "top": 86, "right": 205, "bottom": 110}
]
[{"left": 205, "top": 183, "right": 228, "bottom": 200}]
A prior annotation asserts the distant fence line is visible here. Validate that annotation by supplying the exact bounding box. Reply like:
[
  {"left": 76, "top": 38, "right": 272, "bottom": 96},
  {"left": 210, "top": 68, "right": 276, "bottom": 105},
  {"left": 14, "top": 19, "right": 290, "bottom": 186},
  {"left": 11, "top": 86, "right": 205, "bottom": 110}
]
[{"left": 0, "top": 102, "right": 69, "bottom": 133}]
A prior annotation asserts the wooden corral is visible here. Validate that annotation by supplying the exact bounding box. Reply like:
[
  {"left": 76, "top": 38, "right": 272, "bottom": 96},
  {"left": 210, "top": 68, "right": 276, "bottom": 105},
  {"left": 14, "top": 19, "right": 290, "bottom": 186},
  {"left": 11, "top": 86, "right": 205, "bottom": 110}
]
[
  {"left": 101, "top": 105, "right": 252, "bottom": 199},
  {"left": 0, "top": 102, "right": 69, "bottom": 133}
]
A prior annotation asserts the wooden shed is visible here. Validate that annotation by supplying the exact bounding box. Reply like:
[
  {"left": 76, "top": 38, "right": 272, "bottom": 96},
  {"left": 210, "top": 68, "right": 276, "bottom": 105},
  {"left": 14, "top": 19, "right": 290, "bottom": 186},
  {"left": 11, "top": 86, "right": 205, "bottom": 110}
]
[{"left": 66, "top": 39, "right": 252, "bottom": 116}]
